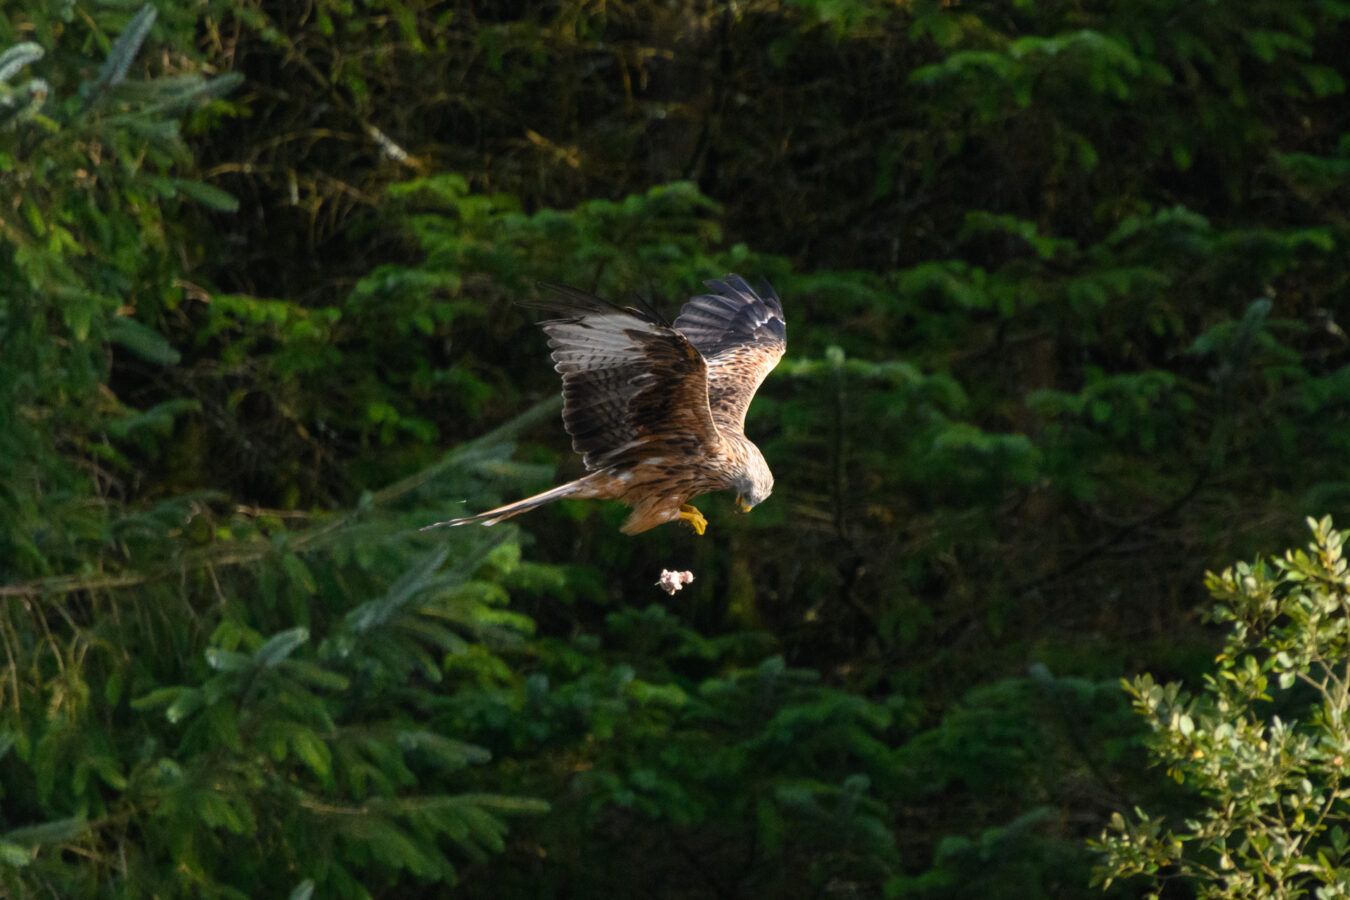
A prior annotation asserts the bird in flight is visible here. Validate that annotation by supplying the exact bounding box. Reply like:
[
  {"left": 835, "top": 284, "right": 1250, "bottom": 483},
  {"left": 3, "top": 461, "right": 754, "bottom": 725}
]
[{"left": 425, "top": 274, "right": 786, "bottom": 535}]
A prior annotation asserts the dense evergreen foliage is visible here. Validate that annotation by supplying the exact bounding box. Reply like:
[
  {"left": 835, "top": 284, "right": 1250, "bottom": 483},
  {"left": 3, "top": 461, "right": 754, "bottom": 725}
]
[{"left": 5, "top": 0, "right": 1350, "bottom": 896}]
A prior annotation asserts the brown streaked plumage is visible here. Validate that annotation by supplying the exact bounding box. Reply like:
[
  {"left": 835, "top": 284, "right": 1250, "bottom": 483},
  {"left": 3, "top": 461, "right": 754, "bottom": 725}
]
[{"left": 424, "top": 274, "right": 786, "bottom": 535}]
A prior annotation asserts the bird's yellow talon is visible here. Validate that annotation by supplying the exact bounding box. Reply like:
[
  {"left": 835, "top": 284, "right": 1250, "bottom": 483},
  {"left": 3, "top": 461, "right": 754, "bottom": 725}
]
[{"left": 679, "top": 504, "right": 707, "bottom": 536}]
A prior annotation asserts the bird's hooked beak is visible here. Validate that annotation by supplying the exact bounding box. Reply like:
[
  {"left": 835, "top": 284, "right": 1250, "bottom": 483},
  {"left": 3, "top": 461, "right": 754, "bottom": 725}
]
[{"left": 736, "top": 493, "right": 752, "bottom": 513}]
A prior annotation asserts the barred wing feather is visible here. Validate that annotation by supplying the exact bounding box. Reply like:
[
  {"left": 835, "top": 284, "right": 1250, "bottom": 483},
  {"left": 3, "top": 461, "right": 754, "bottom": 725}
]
[
  {"left": 532, "top": 283, "right": 722, "bottom": 471},
  {"left": 673, "top": 275, "right": 786, "bottom": 432}
]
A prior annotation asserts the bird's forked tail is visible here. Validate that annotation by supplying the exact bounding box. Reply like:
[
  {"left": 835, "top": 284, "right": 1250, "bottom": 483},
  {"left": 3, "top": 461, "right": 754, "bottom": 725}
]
[{"left": 421, "top": 479, "right": 586, "bottom": 530}]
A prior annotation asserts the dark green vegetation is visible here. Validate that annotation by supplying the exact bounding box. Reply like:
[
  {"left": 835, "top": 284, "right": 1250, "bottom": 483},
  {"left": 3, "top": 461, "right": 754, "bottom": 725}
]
[{"left": 4, "top": 0, "right": 1350, "bottom": 896}]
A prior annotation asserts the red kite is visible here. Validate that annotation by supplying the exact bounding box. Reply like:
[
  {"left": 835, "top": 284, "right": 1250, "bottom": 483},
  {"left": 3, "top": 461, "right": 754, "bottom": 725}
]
[{"left": 426, "top": 275, "right": 785, "bottom": 534}]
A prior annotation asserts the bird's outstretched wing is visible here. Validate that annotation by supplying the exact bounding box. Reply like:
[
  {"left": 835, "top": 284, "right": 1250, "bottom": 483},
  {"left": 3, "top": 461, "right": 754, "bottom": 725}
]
[
  {"left": 673, "top": 275, "right": 786, "bottom": 433},
  {"left": 530, "top": 283, "right": 723, "bottom": 471}
]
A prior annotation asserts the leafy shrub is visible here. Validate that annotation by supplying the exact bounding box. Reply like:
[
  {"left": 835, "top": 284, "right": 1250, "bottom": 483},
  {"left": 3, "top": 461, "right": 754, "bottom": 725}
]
[{"left": 1097, "top": 517, "right": 1350, "bottom": 899}]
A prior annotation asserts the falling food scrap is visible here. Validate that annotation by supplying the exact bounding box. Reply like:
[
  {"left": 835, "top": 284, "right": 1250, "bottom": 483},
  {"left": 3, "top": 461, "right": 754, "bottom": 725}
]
[{"left": 657, "top": 569, "right": 695, "bottom": 595}]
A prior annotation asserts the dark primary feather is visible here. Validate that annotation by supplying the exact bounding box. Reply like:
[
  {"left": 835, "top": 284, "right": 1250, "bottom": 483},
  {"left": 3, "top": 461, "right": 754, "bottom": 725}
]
[
  {"left": 531, "top": 283, "right": 720, "bottom": 471},
  {"left": 525, "top": 281, "right": 671, "bottom": 326},
  {"left": 672, "top": 275, "right": 786, "bottom": 360}
]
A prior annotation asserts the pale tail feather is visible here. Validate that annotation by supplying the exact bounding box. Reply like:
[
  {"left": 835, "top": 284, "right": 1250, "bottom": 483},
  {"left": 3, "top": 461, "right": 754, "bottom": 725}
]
[{"left": 421, "top": 479, "right": 586, "bottom": 530}]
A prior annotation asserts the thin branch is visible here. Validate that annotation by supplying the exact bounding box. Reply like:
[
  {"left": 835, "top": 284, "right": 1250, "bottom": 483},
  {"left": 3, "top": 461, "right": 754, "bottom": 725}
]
[
  {"left": 0, "top": 397, "right": 561, "bottom": 601},
  {"left": 1013, "top": 463, "right": 1211, "bottom": 597}
]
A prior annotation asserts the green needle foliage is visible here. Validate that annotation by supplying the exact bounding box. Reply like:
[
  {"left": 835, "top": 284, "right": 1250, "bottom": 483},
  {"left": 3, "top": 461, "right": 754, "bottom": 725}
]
[
  {"left": 0, "top": 2, "right": 240, "bottom": 578},
  {"left": 0, "top": 405, "right": 558, "bottom": 896},
  {"left": 8, "top": 0, "right": 1350, "bottom": 896}
]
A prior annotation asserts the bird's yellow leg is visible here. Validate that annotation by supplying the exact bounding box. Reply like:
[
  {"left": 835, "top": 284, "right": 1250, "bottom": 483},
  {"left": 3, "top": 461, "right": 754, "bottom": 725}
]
[{"left": 678, "top": 504, "right": 707, "bottom": 536}]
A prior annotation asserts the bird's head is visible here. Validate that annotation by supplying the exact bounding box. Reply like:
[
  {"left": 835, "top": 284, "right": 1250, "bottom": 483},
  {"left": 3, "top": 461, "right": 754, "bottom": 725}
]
[{"left": 734, "top": 444, "right": 774, "bottom": 513}]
